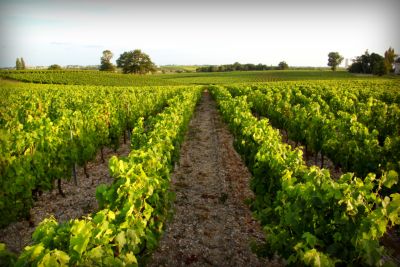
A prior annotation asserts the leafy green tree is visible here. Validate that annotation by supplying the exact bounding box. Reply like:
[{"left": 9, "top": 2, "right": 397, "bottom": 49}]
[
  {"left": 196, "top": 62, "right": 269, "bottom": 72},
  {"left": 360, "top": 50, "right": 371, "bottom": 73},
  {"left": 370, "top": 53, "right": 386, "bottom": 76},
  {"left": 16, "top": 58, "right": 22, "bottom": 70},
  {"left": 348, "top": 50, "right": 371, "bottom": 73},
  {"left": 278, "top": 61, "right": 289, "bottom": 70},
  {"left": 233, "top": 62, "right": 241, "bottom": 71},
  {"left": 210, "top": 65, "right": 218, "bottom": 72},
  {"left": 21, "top": 58, "right": 26, "bottom": 69},
  {"left": 257, "top": 63, "right": 266, "bottom": 70},
  {"left": 348, "top": 50, "right": 388, "bottom": 76},
  {"left": 384, "top": 47, "right": 397, "bottom": 73},
  {"left": 327, "top": 52, "right": 343, "bottom": 71},
  {"left": 48, "top": 64, "right": 62, "bottom": 70},
  {"left": 116, "top": 49, "right": 156, "bottom": 74},
  {"left": 99, "top": 50, "right": 115, "bottom": 71},
  {"left": 218, "top": 65, "right": 226, "bottom": 72},
  {"left": 348, "top": 61, "right": 362, "bottom": 73}
]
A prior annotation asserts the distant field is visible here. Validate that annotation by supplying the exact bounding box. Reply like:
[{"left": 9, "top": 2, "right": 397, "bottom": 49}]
[
  {"left": 1, "top": 69, "right": 397, "bottom": 87},
  {"left": 159, "top": 65, "right": 201, "bottom": 73},
  {"left": 0, "top": 70, "right": 180, "bottom": 87},
  {"left": 163, "top": 70, "right": 380, "bottom": 84}
]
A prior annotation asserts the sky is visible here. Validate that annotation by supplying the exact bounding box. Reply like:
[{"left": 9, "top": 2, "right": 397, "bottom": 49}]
[{"left": 0, "top": 0, "right": 399, "bottom": 68}]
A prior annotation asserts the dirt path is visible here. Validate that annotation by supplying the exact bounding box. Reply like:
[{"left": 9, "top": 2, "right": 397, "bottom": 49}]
[
  {"left": 148, "top": 92, "right": 278, "bottom": 267},
  {"left": 0, "top": 140, "right": 131, "bottom": 254}
]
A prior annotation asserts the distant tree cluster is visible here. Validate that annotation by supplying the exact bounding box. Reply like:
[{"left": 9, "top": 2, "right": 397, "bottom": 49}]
[
  {"left": 15, "top": 57, "right": 26, "bottom": 70},
  {"left": 196, "top": 61, "right": 289, "bottom": 72},
  {"left": 48, "top": 64, "right": 62, "bottom": 70},
  {"left": 348, "top": 48, "right": 397, "bottom": 76},
  {"left": 278, "top": 61, "right": 289, "bottom": 70},
  {"left": 98, "top": 49, "right": 156, "bottom": 74},
  {"left": 116, "top": 49, "right": 156, "bottom": 74}
]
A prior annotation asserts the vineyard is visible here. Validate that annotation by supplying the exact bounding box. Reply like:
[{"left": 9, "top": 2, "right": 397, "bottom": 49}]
[
  {"left": 210, "top": 82, "right": 400, "bottom": 266},
  {"left": 0, "top": 73, "right": 400, "bottom": 266},
  {"left": 0, "top": 70, "right": 181, "bottom": 87},
  {"left": 0, "top": 69, "right": 383, "bottom": 87}
]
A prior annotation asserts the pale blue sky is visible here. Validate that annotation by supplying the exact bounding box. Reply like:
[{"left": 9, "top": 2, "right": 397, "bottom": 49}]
[{"left": 0, "top": 0, "right": 399, "bottom": 68}]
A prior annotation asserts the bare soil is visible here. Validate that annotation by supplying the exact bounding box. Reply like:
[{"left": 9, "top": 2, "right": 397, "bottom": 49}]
[
  {"left": 382, "top": 228, "right": 400, "bottom": 265},
  {"left": 277, "top": 129, "right": 343, "bottom": 179},
  {"left": 148, "top": 92, "right": 281, "bottom": 267},
  {"left": 0, "top": 140, "right": 131, "bottom": 254}
]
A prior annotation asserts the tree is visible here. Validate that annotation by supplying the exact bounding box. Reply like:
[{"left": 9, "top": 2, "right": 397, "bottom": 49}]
[
  {"left": 370, "top": 53, "right": 386, "bottom": 76},
  {"left": 349, "top": 50, "right": 371, "bottom": 74},
  {"left": 327, "top": 52, "right": 344, "bottom": 71},
  {"left": 48, "top": 64, "right": 62, "bottom": 70},
  {"left": 210, "top": 65, "right": 218, "bottom": 72},
  {"left": 233, "top": 62, "right": 242, "bottom": 71},
  {"left": 196, "top": 62, "right": 269, "bottom": 73},
  {"left": 278, "top": 61, "right": 289, "bottom": 70},
  {"left": 360, "top": 50, "right": 371, "bottom": 73},
  {"left": 21, "top": 58, "right": 26, "bottom": 69},
  {"left": 348, "top": 60, "right": 363, "bottom": 73},
  {"left": 116, "top": 49, "right": 156, "bottom": 74},
  {"left": 99, "top": 50, "right": 115, "bottom": 71},
  {"left": 257, "top": 63, "right": 266, "bottom": 70},
  {"left": 348, "top": 50, "right": 388, "bottom": 76},
  {"left": 16, "top": 58, "right": 22, "bottom": 70},
  {"left": 384, "top": 47, "right": 397, "bottom": 73}
]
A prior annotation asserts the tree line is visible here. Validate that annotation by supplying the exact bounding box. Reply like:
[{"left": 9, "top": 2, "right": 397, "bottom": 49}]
[
  {"left": 14, "top": 47, "right": 398, "bottom": 76},
  {"left": 348, "top": 48, "right": 397, "bottom": 76},
  {"left": 328, "top": 47, "right": 398, "bottom": 76},
  {"left": 195, "top": 61, "right": 289, "bottom": 72}
]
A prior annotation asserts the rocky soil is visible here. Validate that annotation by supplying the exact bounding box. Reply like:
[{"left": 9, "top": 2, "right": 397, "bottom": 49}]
[
  {"left": 148, "top": 92, "right": 281, "bottom": 267},
  {"left": 0, "top": 141, "right": 130, "bottom": 254}
]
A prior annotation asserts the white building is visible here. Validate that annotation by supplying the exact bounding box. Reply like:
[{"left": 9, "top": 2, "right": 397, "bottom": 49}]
[
  {"left": 395, "top": 58, "right": 400, "bottom": 75},
  {"left": 345, "top": 59, "right": 349, "bottom": 68}
]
